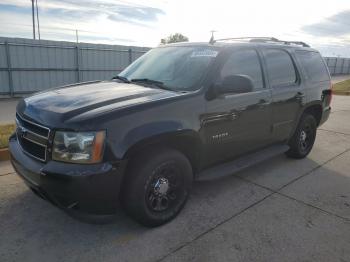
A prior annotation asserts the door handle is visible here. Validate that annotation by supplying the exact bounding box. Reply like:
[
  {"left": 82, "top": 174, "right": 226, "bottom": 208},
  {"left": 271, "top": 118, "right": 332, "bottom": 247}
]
[
  {"left": 296, "top": 92, "right": 305, "bottom": 99},
  {"left": 257, "top": 99, "right": 269, "bottom": 108}
]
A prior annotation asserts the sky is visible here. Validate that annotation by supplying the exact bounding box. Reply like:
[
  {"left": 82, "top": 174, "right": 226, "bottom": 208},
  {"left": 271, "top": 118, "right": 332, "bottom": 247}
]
[{"left": 0, "top": 0, "right": 350, "bottom": 57}]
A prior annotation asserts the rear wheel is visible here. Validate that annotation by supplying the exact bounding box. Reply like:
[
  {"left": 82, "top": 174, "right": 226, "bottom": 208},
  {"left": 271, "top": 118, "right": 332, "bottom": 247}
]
[
  {"left": 122, "top": 147, "right": 193, "bottom": 227},
  {"left": 286, "top": 114, "right": 317, "bottom": 159}
]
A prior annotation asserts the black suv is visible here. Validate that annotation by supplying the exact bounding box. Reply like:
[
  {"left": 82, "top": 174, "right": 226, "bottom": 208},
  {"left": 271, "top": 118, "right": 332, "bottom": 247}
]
[{"left": 9, "top": 37, "right": 332, "bottom": 227}]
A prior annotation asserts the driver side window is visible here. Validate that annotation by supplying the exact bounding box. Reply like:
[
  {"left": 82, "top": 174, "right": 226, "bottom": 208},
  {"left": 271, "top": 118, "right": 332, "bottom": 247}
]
[{"left": 220, "top": 49, "right": 264, "bottom": 90}]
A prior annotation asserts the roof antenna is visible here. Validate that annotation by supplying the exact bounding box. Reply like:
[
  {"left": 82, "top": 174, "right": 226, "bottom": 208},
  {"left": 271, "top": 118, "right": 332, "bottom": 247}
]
[{"left": 209, "top": 30, "right": 216, "bottom": 44}]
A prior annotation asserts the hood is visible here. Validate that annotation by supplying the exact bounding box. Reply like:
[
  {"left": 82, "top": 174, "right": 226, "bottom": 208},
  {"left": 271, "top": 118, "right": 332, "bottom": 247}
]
[{"left": 18, "top": 81, "right": 182, "bottom": 126}]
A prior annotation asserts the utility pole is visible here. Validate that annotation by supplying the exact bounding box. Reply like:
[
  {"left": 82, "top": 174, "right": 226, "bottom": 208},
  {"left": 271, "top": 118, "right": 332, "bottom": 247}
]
[
  {"left": 31, "top": 0, "right": 36, "bottom": 39},
  {"left": 209, "top": 30, "right": 216, "bottom": 44},
  {"left": 35, "top": 0, "right": 40, "bottom": 40},
  {"left": 76, "top": 30, "right": 79, "bottom": 43}
]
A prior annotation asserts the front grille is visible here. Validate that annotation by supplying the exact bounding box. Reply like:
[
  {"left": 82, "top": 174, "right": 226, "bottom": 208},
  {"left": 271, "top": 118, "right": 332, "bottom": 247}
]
[{"left": 16, "top": 114, "right": 50, "bottom": 162}]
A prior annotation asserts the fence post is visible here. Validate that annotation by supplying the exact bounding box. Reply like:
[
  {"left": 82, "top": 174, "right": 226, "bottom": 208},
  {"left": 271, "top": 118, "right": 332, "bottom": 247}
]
[
  {"left": 76, "top": 45, "right": 81, "bottom": 82},
  {"left": 340, "top": 58, "right": 345, "bottom": 74},
  {"left": 128, "top": 48, "right": 132, "bottom": 65},
  {"left": 335, "top": 57, "right": 338, "bottom": 75},
  {"left": 5, "top": 41, "right": 14, "bottom": 97}
]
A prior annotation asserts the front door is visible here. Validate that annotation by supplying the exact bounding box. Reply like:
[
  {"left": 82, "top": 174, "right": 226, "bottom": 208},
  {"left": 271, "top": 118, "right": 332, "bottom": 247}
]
[{"left": 201, "top": 48, "right": 272, "bottom": 167}]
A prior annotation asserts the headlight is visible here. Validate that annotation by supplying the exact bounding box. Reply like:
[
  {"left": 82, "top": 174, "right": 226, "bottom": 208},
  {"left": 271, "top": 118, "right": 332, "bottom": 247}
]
[{"left": 52, "top": 131, "right": 105, "bottom": 164}]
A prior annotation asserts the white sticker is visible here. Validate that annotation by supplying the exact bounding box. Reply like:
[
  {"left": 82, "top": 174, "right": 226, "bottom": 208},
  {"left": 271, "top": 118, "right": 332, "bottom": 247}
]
[{"left": 190, "top": 50, "right": 218, "bottom": 58}]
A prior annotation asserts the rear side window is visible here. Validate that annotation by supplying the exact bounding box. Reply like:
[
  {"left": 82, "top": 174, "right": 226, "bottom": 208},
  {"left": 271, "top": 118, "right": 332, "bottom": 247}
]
[
  {"left": 263, "top": 49, "right": 297, "bottom": 87},
  {"left": 296, "top": 51, "right": 330, "bottom": 82},
  {"left": 220, "top": 49, "right": 264, "bottom": 90}
]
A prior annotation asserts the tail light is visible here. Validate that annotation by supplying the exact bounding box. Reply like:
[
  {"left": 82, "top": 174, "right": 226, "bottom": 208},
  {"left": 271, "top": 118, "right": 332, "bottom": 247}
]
[{"left": 322, "top": 83, "right": 333, "bottom": 106}]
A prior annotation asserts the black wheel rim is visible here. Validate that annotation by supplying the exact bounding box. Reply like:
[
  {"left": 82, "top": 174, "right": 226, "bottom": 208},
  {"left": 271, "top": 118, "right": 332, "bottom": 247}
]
[
  {"left": 299, "top": 122, "right": 314, "bottom": 153},
  {"left": 145, "top": 162, "right": 184, "bottom": 212}
]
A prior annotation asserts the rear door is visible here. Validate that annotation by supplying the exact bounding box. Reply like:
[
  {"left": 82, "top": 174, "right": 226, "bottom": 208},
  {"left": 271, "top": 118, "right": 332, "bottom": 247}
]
[
  {"left": 295, "top": 51, "right": 332, "bottom": 110},
  {"left": 202, "top": 48, "right": 272, "bottom": 166},
  {"left": 261, "top": 48, "right": 304, "bottom": 142}
]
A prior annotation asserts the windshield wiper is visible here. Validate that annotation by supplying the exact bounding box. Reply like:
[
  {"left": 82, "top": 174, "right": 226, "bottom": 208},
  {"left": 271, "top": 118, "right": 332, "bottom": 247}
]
[
  {"left": 131, "top": 78, "right": 173, "bottom": 91},
  {"left": 112, "top": 75, "right": 130, "bottom": 83}
]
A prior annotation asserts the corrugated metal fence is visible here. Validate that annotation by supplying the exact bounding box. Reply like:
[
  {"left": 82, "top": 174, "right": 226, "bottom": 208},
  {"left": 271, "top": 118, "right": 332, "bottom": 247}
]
[
  {"left": 324, "top": 57, "right": 350, "bottom": 75},
  {"left": 0, "top": 37, "right": 349, "bottom": 97},
  {"left": 0, "top": 37, "right": 149, "bottom": 97}
]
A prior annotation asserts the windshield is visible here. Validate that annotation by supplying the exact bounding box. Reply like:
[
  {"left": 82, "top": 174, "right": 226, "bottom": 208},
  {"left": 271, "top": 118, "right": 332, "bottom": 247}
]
[{"left": 119, "top": 46, "right": 219, "bottom": 91}]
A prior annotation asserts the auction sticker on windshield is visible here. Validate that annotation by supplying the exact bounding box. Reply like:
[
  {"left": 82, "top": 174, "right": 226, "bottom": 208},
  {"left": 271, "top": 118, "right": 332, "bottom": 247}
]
[{"left": 190, "top": 49, "right": 218, "bottom": 57}]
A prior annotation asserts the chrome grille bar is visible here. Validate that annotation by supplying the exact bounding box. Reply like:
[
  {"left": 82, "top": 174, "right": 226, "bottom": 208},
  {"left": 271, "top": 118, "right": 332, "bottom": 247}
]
[{"left": 16, "top": 114, "right": 50, "bottom": 162}]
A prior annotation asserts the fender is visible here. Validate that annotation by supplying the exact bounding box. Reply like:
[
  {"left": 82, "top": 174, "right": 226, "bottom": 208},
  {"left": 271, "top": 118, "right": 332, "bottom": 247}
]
[
  {"left": 108, "top": 120, "right": 202, "bottom": 160},
  {"left": 289, "top": 100, "right": 323, "bottom": 137}
]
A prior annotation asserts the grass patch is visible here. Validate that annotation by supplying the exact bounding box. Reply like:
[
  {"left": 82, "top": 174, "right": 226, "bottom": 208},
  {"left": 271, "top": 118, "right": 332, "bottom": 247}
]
[
  {"left": 0, "top": 124, "right": 15, "bottom": 149},
  {"left": 333, "top": 79, "right": 350, "bottom": 92}
]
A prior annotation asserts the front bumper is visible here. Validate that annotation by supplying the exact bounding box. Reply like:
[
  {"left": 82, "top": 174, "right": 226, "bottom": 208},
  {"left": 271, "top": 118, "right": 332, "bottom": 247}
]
[
  {"left": 9, "top": 135, "right": 127, "bottom": 216},
  {"left": 319, "top": 106, "right": 331, "bottom": 126}
]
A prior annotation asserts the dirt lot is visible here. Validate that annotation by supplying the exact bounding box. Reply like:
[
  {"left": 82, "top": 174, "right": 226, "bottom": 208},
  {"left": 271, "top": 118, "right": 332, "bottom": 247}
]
[{"left": 0, "top": 96, "right": 349, "bottom": 262}]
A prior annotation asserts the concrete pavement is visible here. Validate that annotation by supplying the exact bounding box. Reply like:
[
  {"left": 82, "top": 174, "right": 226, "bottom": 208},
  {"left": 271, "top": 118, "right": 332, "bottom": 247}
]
[{"left": 0, "top": 97, "right": 350, "bottom": 262}]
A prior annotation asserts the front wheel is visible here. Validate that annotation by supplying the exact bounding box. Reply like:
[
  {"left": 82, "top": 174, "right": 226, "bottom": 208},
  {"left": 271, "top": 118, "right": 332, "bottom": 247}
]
[
  {"left": 286, "top": 114, "right": 317, "bottom": 159},
  {"left": 122, "top": 148, "right": 193, "bottom": 227}
]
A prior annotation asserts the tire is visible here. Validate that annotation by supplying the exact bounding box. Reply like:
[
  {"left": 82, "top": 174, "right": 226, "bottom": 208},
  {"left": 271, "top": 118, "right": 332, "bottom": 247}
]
[
  {"left": 286, "top": 114, "right": 317, "bottom": 159},
  {"left": 122, "top": 147, "right": 193, "bottom": 227}
]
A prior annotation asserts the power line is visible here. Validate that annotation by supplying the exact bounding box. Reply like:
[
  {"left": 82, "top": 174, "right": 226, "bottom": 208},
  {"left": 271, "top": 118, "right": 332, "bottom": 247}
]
[{"left": 0, "top": 21, "right": 122, "bottom": 35}]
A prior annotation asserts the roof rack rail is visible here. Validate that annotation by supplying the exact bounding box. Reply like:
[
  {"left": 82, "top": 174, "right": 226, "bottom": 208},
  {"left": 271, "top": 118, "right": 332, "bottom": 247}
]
[{"left": 211, "top": 37, "right": 310, "bottom": 47}]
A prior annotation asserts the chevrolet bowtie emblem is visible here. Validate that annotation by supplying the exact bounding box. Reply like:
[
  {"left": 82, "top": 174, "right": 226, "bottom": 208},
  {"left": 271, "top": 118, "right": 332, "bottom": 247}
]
[{"left": 17, "top": 125, "right": 28, "bottom": 137}]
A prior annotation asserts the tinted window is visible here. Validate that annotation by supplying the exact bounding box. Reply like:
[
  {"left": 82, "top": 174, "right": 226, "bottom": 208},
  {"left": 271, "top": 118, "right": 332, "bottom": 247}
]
[
  {"left": 264, "top": 49, "right": 297, "bottom": 87},
  {"left": 220, "top": 49, "right": 264, "bottom": 90},
  {"left": 296, "top": 51, "right": 329, "bottom": 82}
]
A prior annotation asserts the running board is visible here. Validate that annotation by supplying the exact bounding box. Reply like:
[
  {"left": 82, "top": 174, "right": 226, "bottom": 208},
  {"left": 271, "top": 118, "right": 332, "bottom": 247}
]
[{"left": 196, "top": 144, "right": 289, "bottom": 181}]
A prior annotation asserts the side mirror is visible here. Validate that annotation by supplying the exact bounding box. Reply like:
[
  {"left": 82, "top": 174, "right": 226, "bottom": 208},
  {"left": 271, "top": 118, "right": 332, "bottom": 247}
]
[{"left": 219, "top": 74, "right": 254, "bottom": 94}]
